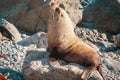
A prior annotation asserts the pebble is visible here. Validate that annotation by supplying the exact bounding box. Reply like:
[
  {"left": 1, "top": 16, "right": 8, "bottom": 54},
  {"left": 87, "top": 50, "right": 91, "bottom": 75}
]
[
  {"left": 100, "top": 33, "right": 108, "bottom": 41},
  {"left": 0, "top": 40, "right": 27, "bottom": 80},
  {"left": 0, "top": 27, "right": 119, "bottom": 80}
]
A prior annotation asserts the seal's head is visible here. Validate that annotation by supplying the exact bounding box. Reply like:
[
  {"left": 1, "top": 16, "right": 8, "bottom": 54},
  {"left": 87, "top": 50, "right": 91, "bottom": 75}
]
[
  {"left": 49, "top": 2, "right": 73, "bottom": 27},
  {"left": 47, "top": 2, "right": 75, "bottom": 52}
]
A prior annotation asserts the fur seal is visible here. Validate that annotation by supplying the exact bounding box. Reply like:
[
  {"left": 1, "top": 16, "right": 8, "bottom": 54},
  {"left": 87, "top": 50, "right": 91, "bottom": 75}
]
[{"left": 47, "top": 2, "right": 105, "bottom": 80}]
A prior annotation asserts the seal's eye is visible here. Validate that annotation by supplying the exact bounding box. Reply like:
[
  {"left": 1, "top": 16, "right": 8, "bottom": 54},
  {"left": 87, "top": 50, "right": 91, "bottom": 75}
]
[
  {"left": 59, "top": 3, "right": 65, "bottom": 10},
  {"left": 55, "top": 7, "right": 60, "bottom": 14},
  {"left": 61, "top": 14, "right": 64, "bottom": 17}
]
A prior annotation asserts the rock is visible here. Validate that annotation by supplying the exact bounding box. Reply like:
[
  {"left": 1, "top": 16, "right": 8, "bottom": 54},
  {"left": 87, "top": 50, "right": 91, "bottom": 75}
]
[
  {"left": 113, "top": 33, "right": 120, "bottom": 48},
  {"left": 104, "top": 57, "right": 120, "bottom": 71},
  {"left": 0, "top": 32, "right": 2, "bottom": 40},
  {"left": 102, "top": 52, "right": 120, "bottom": 80},
  {"left": 80, "top": 0, "right": 94, "bottom": 7},
  {"left": 0, "top": 39, "right": 28, "bottom": 80},
  {"left": 0, "top": 69, "right": 24, "bottom": 80},
  {"left": 0, "top": 40, "right": 27, "bottom": 72},
  {"left": 22, "top": 48, "right": 104, "bottom": 80},
  {"left": 0, "top": 0, "right": 82, "bottom": 33},
  {"left": 0, "top": 19, "right": 22, "bottom": 42},
  {"left": 81, "top": 0, "right": 120, "bottom": 34},
  {"left": 18, "top": 32, "right": 47, "bottom": 48},
  {"left": 100, "top": 33, "right": 108, "bottom": 41},
  {"left": 115, "top": 49, "right": 120, "bottom": 54}
]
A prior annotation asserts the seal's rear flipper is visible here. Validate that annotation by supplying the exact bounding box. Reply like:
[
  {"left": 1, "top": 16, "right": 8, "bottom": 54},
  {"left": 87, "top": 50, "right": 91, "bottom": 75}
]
[
  {"left": 81, "top": 68, "right": 104, "bottom": 80},
  {"left": 81, "top": 68, "right": 92, "bottom": 80},
  {"left": 89, "top": 70, "right": 104, "bottom": 80}
]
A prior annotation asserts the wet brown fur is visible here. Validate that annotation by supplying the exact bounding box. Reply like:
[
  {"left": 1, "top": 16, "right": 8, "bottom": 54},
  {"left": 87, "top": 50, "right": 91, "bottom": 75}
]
[{"left": 47, "top": 2, "right": 105, "bottom": 80}]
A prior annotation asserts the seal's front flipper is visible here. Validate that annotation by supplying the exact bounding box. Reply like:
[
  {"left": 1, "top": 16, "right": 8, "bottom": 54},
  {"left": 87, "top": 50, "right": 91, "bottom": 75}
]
[
  {"left": 49, "top": 47, "right": 59, "bottom": 66},
  {"left": 49, "top": 56, "right": 59, "bottom": 66}
]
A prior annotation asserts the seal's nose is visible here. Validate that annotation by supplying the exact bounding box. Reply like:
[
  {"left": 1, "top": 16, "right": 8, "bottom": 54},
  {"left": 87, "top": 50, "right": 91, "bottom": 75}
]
[{"left": 55, "top": 7, "right": 60, "bottom": 14}]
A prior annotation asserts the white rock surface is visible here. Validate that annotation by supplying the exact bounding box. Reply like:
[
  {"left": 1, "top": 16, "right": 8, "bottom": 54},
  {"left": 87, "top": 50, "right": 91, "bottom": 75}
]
[
  {"left": 0, "top": 30, "right": 120, "bottom": 80},
  {"left": 0, "top": 0, "right": 82, "bottom": 32},
  {"left": 0, "top": 19, "right": 22, "bottom": 42},
  {"left": 22, "top": 48, "right": 103, "bottom": 80}
]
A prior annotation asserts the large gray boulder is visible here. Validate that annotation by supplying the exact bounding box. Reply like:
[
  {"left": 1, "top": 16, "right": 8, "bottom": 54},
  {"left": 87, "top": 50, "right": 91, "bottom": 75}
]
[
  {"left": 0, "top": 19, "right": 22, "bottom": 42},
  {"left": 81, "top": 0, "right": 120, "bottom": 34},
  {"left": 21, "top": 31, "right": 104, "bottom": 80},
  {"left": 0, "top": 0, "right": 82, "bottom": 33},
  {"left": 22, "top": 48, "right": 103, "bottom": 80}
]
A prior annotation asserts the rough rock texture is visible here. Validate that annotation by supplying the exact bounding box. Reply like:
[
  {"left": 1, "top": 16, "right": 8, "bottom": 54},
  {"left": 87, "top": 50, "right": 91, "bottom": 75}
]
[
  {"left": 102, "top": 52, "right": 120, "bottom": 79},
  {"left": 0, "top": 32, "right": 47, "bottom": 80},
  {"left": 22, "top": 48, "right": 103, "bottom": 80},
  {"left": 18, "top": 32, "right": 47, "bottom": 48},
  {"left": 0, "top": 19, "right": 22, "bottom": 42},
  {"left": 74, "top": 27, "right": 114, "bottom": 52},
  {"left": 0, "top": 40, "right": 27, "bottom": 80},
  {"left": 0, "top": 29, "right": 120, "bottom": 80},
  {"left": 81, "top": 0, "right": 120, "bottom": 34},
  {"left": 113, "top": 33, "right": 120, "bottom": 48},
  {"left": 80, "top": 0, "right": 94, "bottom": 7},
  {"left": 0, "top": 0, "right": 82, "bottom": 33}
]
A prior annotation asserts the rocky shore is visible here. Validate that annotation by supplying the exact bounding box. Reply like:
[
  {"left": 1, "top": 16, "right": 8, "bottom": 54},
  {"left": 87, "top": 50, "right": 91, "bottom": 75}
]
[
  {"left": 0, "top": 0, "right": 120, "bottom": 80},
  {"left": 0, "top": 27, "right": 120, "bottom": 80}
]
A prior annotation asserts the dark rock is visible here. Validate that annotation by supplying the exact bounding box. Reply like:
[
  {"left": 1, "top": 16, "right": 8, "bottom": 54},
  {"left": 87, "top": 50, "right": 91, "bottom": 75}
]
[
  {"left": 80, "top": 0, "right": 120, "bottom": 34},
  {"left": 0, "top": 0, "right": 82, "bottom": 33},
  {"left": 80, "top": 0, "right": 94, "bottom": 7},
  {"left": 0, "top": 19, "right": 22, "bottom": 42}
]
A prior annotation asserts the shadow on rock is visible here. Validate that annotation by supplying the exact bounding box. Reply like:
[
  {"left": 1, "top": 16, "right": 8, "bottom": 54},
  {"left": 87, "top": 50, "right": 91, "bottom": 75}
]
[
  {"left": 0, "top": 68, "right": 24, "bottom": 80},
  {"left": 17, "top": 32, "right": 47, "bottom": 48}
]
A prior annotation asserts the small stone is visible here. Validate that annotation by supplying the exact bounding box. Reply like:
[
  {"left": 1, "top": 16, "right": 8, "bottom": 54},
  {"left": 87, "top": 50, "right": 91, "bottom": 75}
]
[
  {"left": 93, "top": 29, "right": 98, "bottom": 34},
  {"left": 21, "top": 34, "right": 27, "bottom": 39},
  {"left": 100, "top": 33, "right": 107, "bottom": 41},
  {"left": 89, "top": 30, "right": 93, "bottom": 35},
  {"left": 113, "top": 33, "right": 120, "bottom": 48}
]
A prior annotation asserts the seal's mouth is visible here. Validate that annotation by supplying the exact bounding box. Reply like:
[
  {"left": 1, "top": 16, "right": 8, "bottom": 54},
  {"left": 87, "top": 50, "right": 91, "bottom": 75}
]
[
  {"left": 50, "top": 2, "right": 61, "bottom": 15},
  {"left": 49, "top": 2, "right": 60, "bottom": 21}
]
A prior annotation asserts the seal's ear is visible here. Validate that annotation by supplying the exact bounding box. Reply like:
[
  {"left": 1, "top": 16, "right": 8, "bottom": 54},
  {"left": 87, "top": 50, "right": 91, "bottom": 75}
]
[
  {"left": 55, "top": 7, "right": 60, "bottom": 14},
  {"left": 59, "top": 3, "right": 65, "bottom": 10}
]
